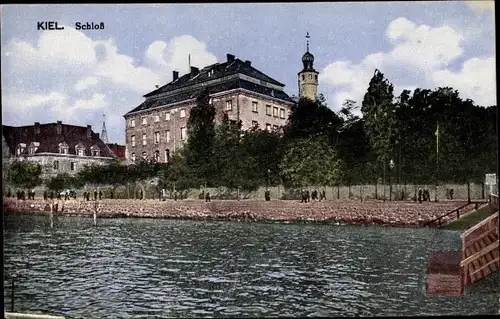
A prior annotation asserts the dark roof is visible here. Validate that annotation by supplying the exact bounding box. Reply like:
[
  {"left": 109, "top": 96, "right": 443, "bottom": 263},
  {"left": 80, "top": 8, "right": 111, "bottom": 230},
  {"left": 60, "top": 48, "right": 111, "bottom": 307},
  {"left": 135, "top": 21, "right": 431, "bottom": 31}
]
[
  {"left": 144, "top": 58, "right": 285, "bottom": 99},
  {"left": 126, "top": 78, "right": 295, "bottom": 115},
  {"left": 2, "top": 122, "right": 115, "bottom": 158},
  {"left": 106, "top": 143, "right": 126, "bottom": 159}
]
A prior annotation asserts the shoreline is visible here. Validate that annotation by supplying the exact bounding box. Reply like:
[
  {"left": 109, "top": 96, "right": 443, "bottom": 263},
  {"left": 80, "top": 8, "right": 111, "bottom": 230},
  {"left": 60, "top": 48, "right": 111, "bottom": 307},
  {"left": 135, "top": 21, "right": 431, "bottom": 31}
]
[{"left": 3, "top": 198, "right": 476, "bottom": 228}]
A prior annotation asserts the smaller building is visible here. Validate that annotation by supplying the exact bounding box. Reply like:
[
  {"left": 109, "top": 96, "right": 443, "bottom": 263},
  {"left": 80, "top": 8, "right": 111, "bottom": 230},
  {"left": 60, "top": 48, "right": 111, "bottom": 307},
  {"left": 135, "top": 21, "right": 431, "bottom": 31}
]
[
  {"left": 106, "top": 143, "right": 126, "bottom": 161},
  {"left": 2, "top": 121, "right": 116, "bottom": 179}
]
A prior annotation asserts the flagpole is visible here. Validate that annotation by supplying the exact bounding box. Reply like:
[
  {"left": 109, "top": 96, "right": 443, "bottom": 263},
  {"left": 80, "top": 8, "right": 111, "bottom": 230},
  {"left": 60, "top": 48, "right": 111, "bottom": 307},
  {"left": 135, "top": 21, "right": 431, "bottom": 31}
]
[{"left": 435, "top": 121, "right": 439, "bottom": 202}]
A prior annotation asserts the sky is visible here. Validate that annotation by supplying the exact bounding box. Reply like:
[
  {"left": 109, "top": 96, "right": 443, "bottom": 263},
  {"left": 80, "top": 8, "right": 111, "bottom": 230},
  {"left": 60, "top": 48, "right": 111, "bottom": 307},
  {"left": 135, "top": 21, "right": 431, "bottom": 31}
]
[{"left": 1, "top": 2, "right": 496, "bottom": 145}]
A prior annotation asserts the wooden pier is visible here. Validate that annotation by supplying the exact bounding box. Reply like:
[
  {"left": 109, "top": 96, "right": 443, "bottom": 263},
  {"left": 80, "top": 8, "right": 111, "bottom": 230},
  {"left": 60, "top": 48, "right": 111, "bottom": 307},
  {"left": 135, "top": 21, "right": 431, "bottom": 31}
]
[{"left": 426, "top": 194, "right": 499, "bottom": 296}]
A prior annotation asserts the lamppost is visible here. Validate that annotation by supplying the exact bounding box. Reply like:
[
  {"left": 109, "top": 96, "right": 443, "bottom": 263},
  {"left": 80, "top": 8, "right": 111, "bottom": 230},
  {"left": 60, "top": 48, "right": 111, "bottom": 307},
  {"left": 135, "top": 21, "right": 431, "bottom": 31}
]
[{"left": 266, "top": 169, "right": 271, "bottom": 192}]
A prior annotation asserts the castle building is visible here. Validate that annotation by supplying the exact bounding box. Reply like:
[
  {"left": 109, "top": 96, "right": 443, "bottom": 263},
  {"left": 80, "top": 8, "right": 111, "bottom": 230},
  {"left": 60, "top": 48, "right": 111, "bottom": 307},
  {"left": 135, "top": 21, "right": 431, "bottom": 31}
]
[
  {"left": 298, "top": 32, "right": 319, "bottom": 101},
  {"left": 123, "top": 36, "right": 319, "bottom": 164},
  {"left": 2, "top": 121, "right": 116, "bottom": 180},
  {"left": 123, "top": 53, "right": 296, "bottom": 163}
]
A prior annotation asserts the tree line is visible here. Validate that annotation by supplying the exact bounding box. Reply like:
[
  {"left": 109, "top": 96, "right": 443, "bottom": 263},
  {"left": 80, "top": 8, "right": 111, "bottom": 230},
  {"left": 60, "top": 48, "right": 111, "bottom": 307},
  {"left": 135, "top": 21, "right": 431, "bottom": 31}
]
[{"left": 6, "top": 69, "right": 497, "bottom": 195}]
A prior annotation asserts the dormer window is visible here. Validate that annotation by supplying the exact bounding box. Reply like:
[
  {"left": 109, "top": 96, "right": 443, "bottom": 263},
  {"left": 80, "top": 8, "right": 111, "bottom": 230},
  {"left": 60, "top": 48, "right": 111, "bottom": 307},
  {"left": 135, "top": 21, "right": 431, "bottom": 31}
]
[
  {"left": 75, "top": 143, "right": 86, "bottom": 156},
  {"left": 16, "top": 143, "right": 26, "bottom": 156},
  {"left": 208, "top": 70, "right": 214, "bottom": 77},
  {"left": 58, "top": 142, "right": 69, "bottom": 155},
  {"left": 28, "top": 142, "right": 40, "bottom": 155},
  {"left": 90, "top": 145, "right": 100, "bottom": 157}
]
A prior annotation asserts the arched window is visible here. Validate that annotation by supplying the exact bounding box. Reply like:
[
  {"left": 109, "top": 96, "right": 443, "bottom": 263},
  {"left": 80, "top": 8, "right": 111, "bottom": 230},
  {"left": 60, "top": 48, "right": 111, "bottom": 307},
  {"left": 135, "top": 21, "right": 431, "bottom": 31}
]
[
  {"left": 131, "top": 153, "right": 136, "bottom": 162},
  {"left": 142, "top": 151, "right": 147, "bottom": 159},
  {"left": 309, "top": 74, "right": 312, "bottom": 79},
  {"left": 154, "top": 150, "right": 160, "bottom": 162},
  {"left": 302, "top": 74, "right": 305, "bottom": 80}
]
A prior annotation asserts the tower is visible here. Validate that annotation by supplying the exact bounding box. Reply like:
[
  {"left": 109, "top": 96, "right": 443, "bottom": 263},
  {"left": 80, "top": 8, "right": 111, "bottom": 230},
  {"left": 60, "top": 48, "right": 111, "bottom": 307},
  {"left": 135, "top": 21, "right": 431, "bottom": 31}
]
[
  {"left": 101, "top": 114, "right": 108, "bottom": 144},
  {"left": 298, "top": 32, "right": 319, "bottom": 101}
]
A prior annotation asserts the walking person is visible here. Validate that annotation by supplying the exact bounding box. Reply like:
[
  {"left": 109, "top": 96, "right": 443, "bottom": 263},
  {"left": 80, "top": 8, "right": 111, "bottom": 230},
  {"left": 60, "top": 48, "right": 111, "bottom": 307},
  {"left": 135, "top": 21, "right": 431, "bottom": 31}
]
[
  {"left": 300, "top": 190, "right": 306, "bottom": 203},
  {"left": 418, "top": 188, "right": 423, "bottom": 204},
  {"left": 205, "top": 192, "right": 211, "bottom": 202},
  {"left": 93, "top": 190, "right": 97, "bottom": 201},
  {"left": 306, "top": 190, "right": 310, "bottom": 203}
]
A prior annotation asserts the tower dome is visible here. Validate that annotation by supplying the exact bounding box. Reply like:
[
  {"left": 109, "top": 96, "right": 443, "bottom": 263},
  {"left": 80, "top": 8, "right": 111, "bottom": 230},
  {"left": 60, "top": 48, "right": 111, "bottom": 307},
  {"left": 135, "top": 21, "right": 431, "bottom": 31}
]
[{"left": 302, "top": 51, "right": 314, "bottom": 63}]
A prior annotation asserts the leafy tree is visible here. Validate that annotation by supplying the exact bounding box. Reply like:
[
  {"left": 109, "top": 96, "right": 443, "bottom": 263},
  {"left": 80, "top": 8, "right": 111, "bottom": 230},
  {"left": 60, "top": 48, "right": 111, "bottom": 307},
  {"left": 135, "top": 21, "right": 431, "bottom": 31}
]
[
  {"left": 283, "top": 94, "right": 342, "bottom": 144},
  {"left": 46, "top": 173, "right": 74, "bottom": 193},
  {"left": 185, "top": 89, "right": 217, "bottom": 185},
  {"left": 279, "top": 136, "right": 344, "bottom": 188},
  {"left": 361, "top": 69, "right": 399, "bottom": 187},
  {"left": 9, "top": 160, "right": 43, "bottom": 190}
]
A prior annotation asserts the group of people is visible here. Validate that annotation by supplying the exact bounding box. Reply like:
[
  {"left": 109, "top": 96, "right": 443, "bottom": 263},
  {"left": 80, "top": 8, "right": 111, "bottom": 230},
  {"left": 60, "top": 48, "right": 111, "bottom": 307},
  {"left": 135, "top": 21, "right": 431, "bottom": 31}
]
[
  {"left": 417, "top": 188, "right": 431, "bottom": 203},
  {"left": 9, "top": 189, "right": 36, "bottom": 200},
  {"left": 300, "top": 189, "right": 326, "bottom": 203},
  {"left": 82, "top": 190, "right": 105, "bottom": 201}
]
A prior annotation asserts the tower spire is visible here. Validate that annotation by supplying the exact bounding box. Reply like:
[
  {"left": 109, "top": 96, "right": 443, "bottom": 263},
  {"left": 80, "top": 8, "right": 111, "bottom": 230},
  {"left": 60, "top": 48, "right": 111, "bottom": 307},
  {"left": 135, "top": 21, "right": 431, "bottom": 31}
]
[
  {"left": 306, "top": 32, "right": 310, "bottom": 52},
  {"left": 101, "top": 113, "right": 108, "bottom": 144}
]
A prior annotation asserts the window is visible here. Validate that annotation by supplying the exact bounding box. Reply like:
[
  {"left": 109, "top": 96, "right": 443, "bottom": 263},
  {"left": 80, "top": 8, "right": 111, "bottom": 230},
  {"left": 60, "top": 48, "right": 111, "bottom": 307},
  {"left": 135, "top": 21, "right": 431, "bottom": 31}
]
[
  {"left": 180, "top": 109, "right": 186, "bottom": 118},
  {"left": 252, "top": 101, "right": 258, "bottom": 113},
  {"left": 142, "top": 116, "right": 147, "bottom": 125},
  {"left": 273, "top": 125, "right": 279, "bottom": 131},
  {"left": 53, "top": 161, "right": 59, "bottom": 170},
  {"left": 208, "top": 70, "right": 213, "bottom": 77},
  {"left": 29, "top": 147, "right": 36, "bottom": 155},
  {"left": 315, "top": 74, "right": 318, "bottom": 80},
  {"left": 77, "top": 148, "right": 85, "bottom": 156},
  {"left": 130, "top": 119, "right": 136, "bottom": 127},
  {"left": 35, "top": 126, "right": 40, "bottom": 134},
  {"left": 142, "top": 133, "right": 147, "bottom": 146},
  {"left": 59, "top": 143, "right": 69, "bottom": 155},
  {"left": 180, "top": 127, "right": 186, "bottom": 140},
  {"left": 142, "top": 152, "right": 147, "bottom": 159},
  {"left": 166, "top": 130, "right": 171, "bottom": 142},
  {"left": 165, "top": 112, "right": 171, "bottom": 121},
  {"left": 70, "top": 162, "right": 76, "bottom": 171},
  {"left": 309, "top": 74, "right": 312, "bottom": 79},
  {"left": 92, "top": 149, "right": 100, "bottom": 156},
  {"left": 280, "top": 108, "right": 285, "bottom": 119},
  {"left": 154, "top": 150, "right": 160, "bottom": 162},
  {"left": 266, "top": 123, "right": 271, "bottom": 131},
  {"left": 131, "top": 135, "right": 136, "bottom": 147},
  {"left": 226, "top": 100, "right": 233, "bottom": 111},
  {"left": 273, "top": 107, "right": 278, "bottom": 117},
  {"left": 266, "top": 105, "right": 272, "bottom": 116},
  {"left": 165, "top": 149, "right": 170, "bottom": 163},
  {"left": 154, "top": 115, "right": 160, "bottom": 123},
  {"left": 131, "top": 153, "right": 136, "bottom": 162},
  {"left": 154, "top": 132, "right": 160, "bottom": 144},
  {"left": 252, "top": 120, "right": 258, "bottom": 129},
  {"left": 209, "top": 98, "right": 213, "bottom": 105}
]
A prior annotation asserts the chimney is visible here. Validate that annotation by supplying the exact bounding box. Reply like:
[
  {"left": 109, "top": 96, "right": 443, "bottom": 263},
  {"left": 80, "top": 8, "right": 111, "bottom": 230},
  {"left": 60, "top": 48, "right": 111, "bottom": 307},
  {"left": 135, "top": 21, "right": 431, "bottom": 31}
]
[
  {"left": 245, "top": 60, "right": 251, "bottom": 67},
  {"left": 34, "top": 122, "right": 40, "bottom": 134},
  {"left": 172, "top": 70, "right": 179, "bottom": 81},
  {"left": 87, "top": 125, "right": 92, "bottom": 139},
  {"left": 190, "top": 66, "right": 199, "bottom": 76},
  {"left": 227, "top": 53, "right": 235, "bottom": 62},
  {"left": 56, "top": 121, "right": 62, "bottom": 134}
]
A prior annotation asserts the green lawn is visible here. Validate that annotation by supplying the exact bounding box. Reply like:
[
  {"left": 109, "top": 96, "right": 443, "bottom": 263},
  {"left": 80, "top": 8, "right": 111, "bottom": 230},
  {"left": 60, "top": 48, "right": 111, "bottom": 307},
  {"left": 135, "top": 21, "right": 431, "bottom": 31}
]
[{"left": 441, "top": 205, "right": 494, "bottom": 230}]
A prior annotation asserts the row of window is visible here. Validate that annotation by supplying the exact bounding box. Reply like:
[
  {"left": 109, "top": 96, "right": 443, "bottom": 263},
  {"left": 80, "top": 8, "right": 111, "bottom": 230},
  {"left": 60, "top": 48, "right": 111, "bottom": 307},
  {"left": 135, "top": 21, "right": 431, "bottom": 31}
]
[
  {"left": 129, "top": 101, "right": 288, "bottom": 128},
  {"left": 251, "top": 121, "right": 282, "bottom": 132},
  {"left": 130, "top": 150, "right": 170, "bottom": 163},
  {"left": 16, "top": 145, "right": 100, "bottom": 157},
  {"left": 52, "top": 160, "right": 77, "bottom": 171},
  {"left": 301, "top": 74, "right": 318, "bottom": 81},
  {"left": 130, "top": 128, "right": 186, "bottom": 147},
  {"left": 129, "top": 109, "right": 187, "bottom": 128}
]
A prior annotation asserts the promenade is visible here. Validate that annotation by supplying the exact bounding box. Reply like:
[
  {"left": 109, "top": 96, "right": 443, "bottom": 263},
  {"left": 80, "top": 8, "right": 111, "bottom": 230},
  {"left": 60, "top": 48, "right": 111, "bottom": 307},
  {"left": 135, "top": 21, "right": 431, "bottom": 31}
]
[{"left": 3, "top": 198, "right": 475, "bottom": 227}]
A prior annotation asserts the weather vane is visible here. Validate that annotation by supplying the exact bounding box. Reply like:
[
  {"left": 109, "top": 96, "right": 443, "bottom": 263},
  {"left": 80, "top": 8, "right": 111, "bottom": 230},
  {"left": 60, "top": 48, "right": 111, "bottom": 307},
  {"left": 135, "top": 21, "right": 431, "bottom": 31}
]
[{"left": 306, "top": 32, "right": 310, "bottom": 52}]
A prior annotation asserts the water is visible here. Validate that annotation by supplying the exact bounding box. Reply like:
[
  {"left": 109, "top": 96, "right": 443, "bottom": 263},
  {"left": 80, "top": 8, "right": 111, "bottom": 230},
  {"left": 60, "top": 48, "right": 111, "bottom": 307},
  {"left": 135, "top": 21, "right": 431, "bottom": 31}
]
[{"left": 4, "top": 214, "right": 499, "bottom": 318}]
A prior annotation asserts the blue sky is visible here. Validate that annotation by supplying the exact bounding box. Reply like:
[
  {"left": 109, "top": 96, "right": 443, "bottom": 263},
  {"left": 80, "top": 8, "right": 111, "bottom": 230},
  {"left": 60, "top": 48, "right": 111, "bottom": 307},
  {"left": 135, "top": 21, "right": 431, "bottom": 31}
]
[{"left": 1, "top": 2, "right": 496, "bottom": 144}]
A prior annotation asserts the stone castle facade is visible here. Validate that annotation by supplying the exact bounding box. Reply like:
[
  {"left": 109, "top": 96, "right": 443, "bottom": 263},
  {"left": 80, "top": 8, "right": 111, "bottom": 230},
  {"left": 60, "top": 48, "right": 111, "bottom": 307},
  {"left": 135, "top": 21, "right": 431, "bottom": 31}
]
[{"left": 124, "top": 43, "right": 320, "bottom": 164}]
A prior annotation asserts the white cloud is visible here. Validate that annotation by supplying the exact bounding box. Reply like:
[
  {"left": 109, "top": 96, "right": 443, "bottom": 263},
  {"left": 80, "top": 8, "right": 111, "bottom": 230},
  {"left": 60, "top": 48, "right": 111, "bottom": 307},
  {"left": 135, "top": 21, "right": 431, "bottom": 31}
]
[
  {"left": 2, "top": 27, "right": 218, "bottom": 143},
  {"left": 431, "top": 56, "right": 496, "bottom": 106},
  {"left": 74, "top": 76, "right": 100, "bottom": 91},
  {"left": 465, "top": 1, "right": 495, "bottom": 14},
  {"left": 321, "top": 17, "right": 495, "bottom": 110}
]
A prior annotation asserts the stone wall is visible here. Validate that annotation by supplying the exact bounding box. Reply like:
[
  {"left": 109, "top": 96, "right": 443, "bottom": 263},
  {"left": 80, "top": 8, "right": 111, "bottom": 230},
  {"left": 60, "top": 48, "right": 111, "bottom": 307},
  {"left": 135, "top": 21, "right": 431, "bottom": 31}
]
[{"left": 3, "top": 197, "right": 478, "bottom": 228}]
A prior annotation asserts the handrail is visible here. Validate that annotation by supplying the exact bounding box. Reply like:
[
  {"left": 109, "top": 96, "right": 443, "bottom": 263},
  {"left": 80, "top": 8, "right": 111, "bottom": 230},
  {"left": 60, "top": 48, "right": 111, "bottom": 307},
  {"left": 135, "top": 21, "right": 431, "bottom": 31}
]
[
  {"left": 460, "top": 240, "right": 499, "bottom": 267},
  {"left": 461, "top": 211, "right": 498, "bottom": 239},
  {"left": 423, "top": 202, "right": 475, "bottom": 227}
]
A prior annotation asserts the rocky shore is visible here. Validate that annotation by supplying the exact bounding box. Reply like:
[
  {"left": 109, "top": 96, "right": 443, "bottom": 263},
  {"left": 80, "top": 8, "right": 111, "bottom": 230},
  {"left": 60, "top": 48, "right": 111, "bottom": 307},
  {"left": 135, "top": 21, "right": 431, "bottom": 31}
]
[{"left": 3, "top": 198, "right": 478, "bottom": 228}]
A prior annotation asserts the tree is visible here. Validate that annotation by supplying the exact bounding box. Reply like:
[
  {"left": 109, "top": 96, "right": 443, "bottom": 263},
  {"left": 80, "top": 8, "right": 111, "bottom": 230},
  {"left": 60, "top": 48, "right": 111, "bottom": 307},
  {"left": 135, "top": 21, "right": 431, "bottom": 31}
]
[
  {"left": 279, "top": 136, "right": 344, "bottom": 188},
  {"left": 9, "top": 160, "right": 43, "bottom": 191},
  {"left": 283, "top": 94, "right": 342, "bottom": 145},
  {"left": 46, "top": 173, "right": 74, "bottom": 193},
  {"left": 184, "top": 89, "right": 217, "bottom": 185},
  {"left": 361, "top": 69, "right": 399, "bottom": 193}
]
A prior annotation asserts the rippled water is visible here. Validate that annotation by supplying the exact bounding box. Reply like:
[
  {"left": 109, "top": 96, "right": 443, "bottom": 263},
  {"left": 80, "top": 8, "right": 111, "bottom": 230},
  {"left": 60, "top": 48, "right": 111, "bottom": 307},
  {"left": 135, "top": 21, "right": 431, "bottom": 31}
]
[{"left": 3, "top": 214, "right": 499, "bottom": 318}]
